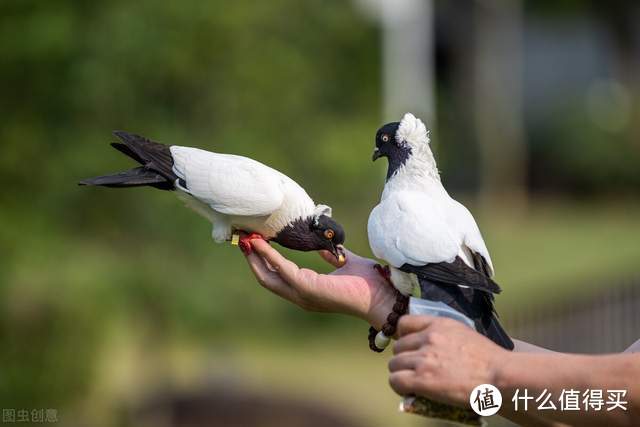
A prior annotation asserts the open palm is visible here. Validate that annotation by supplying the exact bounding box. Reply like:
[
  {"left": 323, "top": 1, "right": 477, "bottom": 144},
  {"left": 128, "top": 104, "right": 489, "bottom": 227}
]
[{"left": 243, "top": 239, "right": 396, "bottom": 329}]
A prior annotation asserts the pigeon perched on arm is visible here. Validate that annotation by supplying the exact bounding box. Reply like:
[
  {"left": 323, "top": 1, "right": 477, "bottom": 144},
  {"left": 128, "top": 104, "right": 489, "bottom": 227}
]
[
  {"left": 80, "top": 131, "right": 346, "bottom": 261},
  {"left": 367, "top": 113, "right": 513, "bottom": 350}
]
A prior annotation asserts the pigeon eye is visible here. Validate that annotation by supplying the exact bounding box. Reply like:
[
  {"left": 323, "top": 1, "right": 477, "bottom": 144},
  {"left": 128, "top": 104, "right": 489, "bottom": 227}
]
[
  {"left": 324, "top": 229, "right": 335, "bottom": 239},
  {"left": 381, "top": 134, "right": 390, "bottom": 143}
]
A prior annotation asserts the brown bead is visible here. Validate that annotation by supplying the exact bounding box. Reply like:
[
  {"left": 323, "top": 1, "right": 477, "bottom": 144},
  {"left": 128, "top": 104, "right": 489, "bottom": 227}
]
[
  {"left": 382, "top": 323, "right": 396, "bottom": 336},
  {"left": 393, "top": 301, "right": 408, "bottom": 313},
  {"left": 387, "top": 311, "right": 400, "bottom": 324},
  {"left": 367, "top": 291, "right": 410, "bottom": 353}
]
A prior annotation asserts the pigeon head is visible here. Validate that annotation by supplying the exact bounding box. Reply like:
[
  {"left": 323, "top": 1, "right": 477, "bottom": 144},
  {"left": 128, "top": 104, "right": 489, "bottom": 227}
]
[
  {"left": 310, "top": 214, "right": 346, "bottom": 260},
  {"left": 272, "top": 213, "right": 346, "bottom": 263},
  {"left": 372, "top": 113, "right": 432, "bottom": 180}
]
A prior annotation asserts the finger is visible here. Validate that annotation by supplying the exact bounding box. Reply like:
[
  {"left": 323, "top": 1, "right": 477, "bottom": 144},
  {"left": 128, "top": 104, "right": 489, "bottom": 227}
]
[
  {"left": 244, "top": 251, "right": 285, "bottom": 291},
  {"left": 319, "top": 247, "right": 361, "bottom": 268},
  {"left": 393, "top": 333, "right": 425, "bottom": 355},
  {"left": 397, "top": 315, "right": 436, "bottom": 337},
  {"left": 388, "top": 352, "right": 422, "bottom": 372},
  {"left": 250, "top": 239, "right": 305, "bottom": 285},
  {"left": 318, "top": 250, "right": 342, "bottom": 268},
  {"left": 244, "top": 251, "right": 296, "bottom": 301},
  {"left": 388, "top": 370, "right": 417, "bottom": 396}
]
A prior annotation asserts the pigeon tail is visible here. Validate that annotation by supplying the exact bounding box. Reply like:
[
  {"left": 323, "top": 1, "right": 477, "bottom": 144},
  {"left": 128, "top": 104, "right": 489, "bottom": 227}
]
[
  {"left": 79, "top": 166, "right": 174, "bottom": 190},
  {"left": 78, "top": 131, "right": 177, "bottom": 190}
]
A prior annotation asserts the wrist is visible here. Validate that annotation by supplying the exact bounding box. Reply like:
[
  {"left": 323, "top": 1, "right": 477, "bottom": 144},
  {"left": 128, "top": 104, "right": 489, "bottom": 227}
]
[
  {"left": 491, "top": 349, "right": 517, "bottom": 391},
  {"left": 363, "top": 283, "right": 396, "bottom": 331}
]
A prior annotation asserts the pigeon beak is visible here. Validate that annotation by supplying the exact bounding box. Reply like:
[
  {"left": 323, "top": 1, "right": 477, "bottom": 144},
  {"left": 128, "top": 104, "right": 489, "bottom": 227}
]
[
  {"left": 372, "top": 148, "right": 382, "bottom": 161},
  {"left": 331, "top": 244, "right": 346, "bottom": 266}
]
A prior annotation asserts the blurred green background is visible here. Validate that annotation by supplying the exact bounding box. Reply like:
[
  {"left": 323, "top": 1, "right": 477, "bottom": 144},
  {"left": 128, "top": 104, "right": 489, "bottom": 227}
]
[{"left": 1, "top": 1, "right": 639, "bottom": 426}]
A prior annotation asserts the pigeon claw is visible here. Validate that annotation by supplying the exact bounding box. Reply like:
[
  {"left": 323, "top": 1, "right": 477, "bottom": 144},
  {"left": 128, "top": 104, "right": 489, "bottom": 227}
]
[
  {"left": 238, "top": 232, "right": 265, "bottom": 255},
  {"left": 374, "top": 264, "right": 393, "bottom": 286}
]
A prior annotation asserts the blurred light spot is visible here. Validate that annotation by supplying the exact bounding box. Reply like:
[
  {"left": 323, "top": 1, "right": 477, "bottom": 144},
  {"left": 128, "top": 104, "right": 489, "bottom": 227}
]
[{"left": 585, "top": 79, "right": 631, "bottom": 133}]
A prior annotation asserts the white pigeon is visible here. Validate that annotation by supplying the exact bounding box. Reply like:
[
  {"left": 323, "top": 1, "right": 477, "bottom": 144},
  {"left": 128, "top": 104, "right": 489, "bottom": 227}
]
[
  {"left": 80, "top": 131, "right": 346, "bottom": 261},
  {"left": 367, "top": 113, "right": 513, "bottom": 349}
]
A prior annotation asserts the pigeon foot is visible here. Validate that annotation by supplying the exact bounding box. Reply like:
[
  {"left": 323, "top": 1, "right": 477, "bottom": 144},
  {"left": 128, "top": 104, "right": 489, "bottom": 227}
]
[{"left": 238, "top": 232, "right": 265, "bottom": 255}]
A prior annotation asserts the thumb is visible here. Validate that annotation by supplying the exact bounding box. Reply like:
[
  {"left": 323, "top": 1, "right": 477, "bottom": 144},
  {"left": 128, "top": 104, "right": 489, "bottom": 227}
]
[
  {"left": 318, "top": 247, "right": 355, "bottom": 268},
  {"left": 318, "top": 250, "right": 342, "bottom": 268}
]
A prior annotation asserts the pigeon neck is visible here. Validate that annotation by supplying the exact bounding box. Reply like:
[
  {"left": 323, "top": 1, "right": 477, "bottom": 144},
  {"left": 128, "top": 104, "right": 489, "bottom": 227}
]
[
  {"left": 385, "top": 150, "right": 411, "bottom": 181},
  {"left": 271, "top": 216, "right": 316, "bottom": 251},
  {"left": 386, "top": 147, "right": 441, "bottom": 185},
  {"left": 264, "top": 179, "right": 316, "bottom": 235}
]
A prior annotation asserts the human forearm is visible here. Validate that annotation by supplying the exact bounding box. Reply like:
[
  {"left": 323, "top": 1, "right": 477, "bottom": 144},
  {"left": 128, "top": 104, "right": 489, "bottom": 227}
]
[{"left": 494, "top": 352, "right": 640, "bottom": 426}]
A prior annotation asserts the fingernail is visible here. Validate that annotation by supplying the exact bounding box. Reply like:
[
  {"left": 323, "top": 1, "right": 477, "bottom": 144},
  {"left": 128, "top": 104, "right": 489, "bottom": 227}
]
[{"left": 239, "top": 241, "right": 252, "bottom": 255}]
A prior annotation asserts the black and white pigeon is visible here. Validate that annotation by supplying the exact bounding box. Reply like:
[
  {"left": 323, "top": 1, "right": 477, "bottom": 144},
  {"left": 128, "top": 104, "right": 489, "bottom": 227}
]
[
  {"left": 80, "top": 131, "right": 346, "bottom": 261},
  {"left": 367, "top": 113, "right": 513, "bottom": 350}
]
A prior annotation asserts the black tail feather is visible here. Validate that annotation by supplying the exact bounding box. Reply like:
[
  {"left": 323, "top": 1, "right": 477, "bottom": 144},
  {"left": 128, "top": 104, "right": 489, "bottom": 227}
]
[
  {"left": 112, "top": 131, "right": 176, "bottom": 181},
  {"left": 79, "top": 167, "right": 174, "bottom": 190},
  {"left": 418, "top": 277, "right": 514, "bottom": 351},
  {"left": 110, "top": 142, "right": 144, "bottom": 164},
  {"left": 79, "top": 131, "right": 177, "bottom": 190}
]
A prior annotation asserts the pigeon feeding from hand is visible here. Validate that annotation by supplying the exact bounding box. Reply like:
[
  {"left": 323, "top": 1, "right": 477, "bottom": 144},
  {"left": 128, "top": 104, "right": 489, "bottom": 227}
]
[
  {"left": 80, "top": 131, "right": 346, "bottom": 262},
  {"left": 367, "top": 113, "right": 513, "bottom": 350}
]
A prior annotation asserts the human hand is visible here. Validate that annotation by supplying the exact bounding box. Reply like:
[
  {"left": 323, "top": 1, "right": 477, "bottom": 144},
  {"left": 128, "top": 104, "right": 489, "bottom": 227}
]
[
  {"left": 242, "top": 239, "right": 396, "bottom": 329},
  {"left": 388, "top": 315, "right": 510, "bottom": 407}
]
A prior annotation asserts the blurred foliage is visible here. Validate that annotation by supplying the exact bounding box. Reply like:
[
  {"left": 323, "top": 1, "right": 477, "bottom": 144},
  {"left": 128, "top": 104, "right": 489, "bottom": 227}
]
[
  {"left": 0, "top": 0, "right": 382, "bottom": 420},
  {"left": 530, "top": 104, "right": 640, "bottom": 194}
]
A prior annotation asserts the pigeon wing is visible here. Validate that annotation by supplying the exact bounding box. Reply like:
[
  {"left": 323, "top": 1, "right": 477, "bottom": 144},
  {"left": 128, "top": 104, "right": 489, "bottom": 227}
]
[
  {"left": 448, "top": 199, "right": 495, "bottom": 276},
  {"left": 170, "top": 147, "right": 285, "bottom": 217},
  {"left": 400, "top": 257, "right": 501, "bottom": 294},
  {"left": 368, "top": 191, "right": 500, "bottom": 294}
]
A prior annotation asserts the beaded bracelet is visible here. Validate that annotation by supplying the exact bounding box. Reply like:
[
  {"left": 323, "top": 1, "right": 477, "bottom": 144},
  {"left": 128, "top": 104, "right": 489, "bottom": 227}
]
[{"left": 368, "top": 265, "right": 409, "bottom": 352}]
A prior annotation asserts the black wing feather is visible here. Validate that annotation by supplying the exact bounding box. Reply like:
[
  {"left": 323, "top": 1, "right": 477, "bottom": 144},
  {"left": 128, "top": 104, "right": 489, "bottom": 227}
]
[
  {"left": 400, "top": 256, "right": 501, "bottom": 294},
  {"left": 471, "top": 251, "right": 492, "bottom": 277}
]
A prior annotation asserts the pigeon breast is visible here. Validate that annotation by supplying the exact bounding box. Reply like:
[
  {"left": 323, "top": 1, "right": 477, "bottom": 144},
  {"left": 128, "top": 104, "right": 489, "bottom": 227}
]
[{"left": 368, "top": 190, "right": 461, "bottom": 268}]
